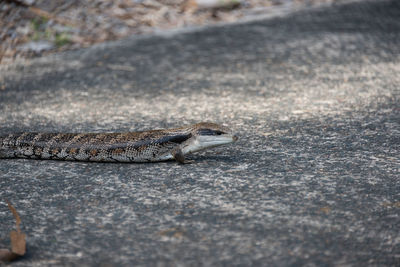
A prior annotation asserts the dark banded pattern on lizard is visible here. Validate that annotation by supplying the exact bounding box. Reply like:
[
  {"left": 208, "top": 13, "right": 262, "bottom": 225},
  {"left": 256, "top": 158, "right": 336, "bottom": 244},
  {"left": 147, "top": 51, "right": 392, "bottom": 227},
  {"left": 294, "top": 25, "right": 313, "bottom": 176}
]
[{"left": 0, "top": 122, "right": 238, "bottom": 163}]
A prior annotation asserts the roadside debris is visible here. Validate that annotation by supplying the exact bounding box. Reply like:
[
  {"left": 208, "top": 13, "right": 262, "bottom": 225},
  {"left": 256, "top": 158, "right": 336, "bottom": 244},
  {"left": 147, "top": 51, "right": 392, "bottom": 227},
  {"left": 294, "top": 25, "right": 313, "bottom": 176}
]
[{"left": 0, "top": 0, "right": 352, "bottom": 65}]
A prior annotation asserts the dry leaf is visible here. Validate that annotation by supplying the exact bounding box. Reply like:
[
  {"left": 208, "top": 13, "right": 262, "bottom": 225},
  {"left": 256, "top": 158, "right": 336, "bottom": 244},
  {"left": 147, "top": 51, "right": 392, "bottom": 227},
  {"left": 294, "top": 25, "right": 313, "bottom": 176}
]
[
  {"left": 10, "top": 231, "right": 26, "bottom": 255},
  {"left": 0, "top": 201, "right": 26, "bottom": 263},
  {"left": 319, "top": 206, "right": 331, "bottom": 214},
  {"left": 7, "top": 201, "right": 21, "bottom": 231}
]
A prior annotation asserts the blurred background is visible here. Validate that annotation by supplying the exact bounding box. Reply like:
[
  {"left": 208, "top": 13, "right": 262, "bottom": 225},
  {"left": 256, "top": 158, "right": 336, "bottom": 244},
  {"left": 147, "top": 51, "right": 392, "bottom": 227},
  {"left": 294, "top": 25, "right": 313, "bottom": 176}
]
[{"left": 1, "top": 0, "right": 353, "bottom": 65}]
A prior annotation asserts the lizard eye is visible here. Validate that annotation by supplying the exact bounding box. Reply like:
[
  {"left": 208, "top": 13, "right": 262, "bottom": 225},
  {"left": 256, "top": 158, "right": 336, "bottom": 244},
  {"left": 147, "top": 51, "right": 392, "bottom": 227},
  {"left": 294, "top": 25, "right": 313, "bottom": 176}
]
[
  {"left": 197, "top": 129, "right": 226, "bottom": 136},
  {"left": 197, "top": 129, "right": 214, "bottom": 135},
  {"left": 197, "top": 129, "right": 224, "bottom": 135}
]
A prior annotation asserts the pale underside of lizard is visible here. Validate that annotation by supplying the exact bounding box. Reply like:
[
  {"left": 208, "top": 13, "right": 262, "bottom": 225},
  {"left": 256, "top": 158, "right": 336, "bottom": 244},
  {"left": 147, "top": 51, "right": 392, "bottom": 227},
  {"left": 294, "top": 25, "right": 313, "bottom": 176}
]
[{"left": 0, "top": 122, "right": 238, "bottom": 163}]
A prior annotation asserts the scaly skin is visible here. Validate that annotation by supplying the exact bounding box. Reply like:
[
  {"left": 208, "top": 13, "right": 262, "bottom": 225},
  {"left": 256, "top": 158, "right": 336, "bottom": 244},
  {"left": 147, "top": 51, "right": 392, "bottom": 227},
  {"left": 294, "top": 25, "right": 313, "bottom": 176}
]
[{"left": 0, "top": 122, "right": 238, "bottom": 163}]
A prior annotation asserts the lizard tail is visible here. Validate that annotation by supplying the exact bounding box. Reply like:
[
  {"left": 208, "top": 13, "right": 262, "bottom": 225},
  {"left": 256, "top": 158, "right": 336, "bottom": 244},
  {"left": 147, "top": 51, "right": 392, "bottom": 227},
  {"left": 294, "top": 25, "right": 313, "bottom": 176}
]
[
  {"left": 0, "top": 134, "right": 12, "bottom": 158},
  {"left": 0, "top": 136, "right": 5, "bottom": 158}
]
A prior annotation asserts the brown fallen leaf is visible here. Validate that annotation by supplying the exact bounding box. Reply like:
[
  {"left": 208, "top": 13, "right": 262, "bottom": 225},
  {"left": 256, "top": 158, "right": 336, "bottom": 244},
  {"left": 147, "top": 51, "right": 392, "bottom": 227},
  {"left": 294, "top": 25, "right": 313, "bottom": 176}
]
[
  {"left": 7, "top": 201, "right": 21, "bottom": 230},
  {"left": 158, "top": 227, "right": 186, "bottom": 239},
  {"left": 10, "top": 230, "right": 26, "bottom": 256},
  {"left": 0, "top": 201, "right": 26, "bottom": 263},
  {"left": 319, "top": 206, "right": 331, "bottom": 215}
]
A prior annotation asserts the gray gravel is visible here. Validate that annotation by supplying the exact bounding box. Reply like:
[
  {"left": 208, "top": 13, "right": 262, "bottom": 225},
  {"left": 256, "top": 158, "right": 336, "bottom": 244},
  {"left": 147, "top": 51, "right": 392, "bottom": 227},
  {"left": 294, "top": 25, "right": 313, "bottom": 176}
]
[{"left": 1, "top": 0, "right": 399, "bottom": 266}]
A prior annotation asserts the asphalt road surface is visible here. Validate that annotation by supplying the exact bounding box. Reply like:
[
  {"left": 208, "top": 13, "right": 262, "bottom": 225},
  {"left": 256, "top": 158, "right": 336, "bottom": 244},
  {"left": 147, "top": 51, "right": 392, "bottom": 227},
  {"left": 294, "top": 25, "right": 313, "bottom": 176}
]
[{"left": 0, "top": 0, "right": 399, "bottom": 266}]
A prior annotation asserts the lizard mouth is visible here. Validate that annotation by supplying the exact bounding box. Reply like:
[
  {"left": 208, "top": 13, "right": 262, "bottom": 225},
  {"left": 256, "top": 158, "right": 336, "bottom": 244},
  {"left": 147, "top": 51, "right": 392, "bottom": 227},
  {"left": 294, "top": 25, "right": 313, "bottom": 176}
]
[
  {"left": 182, "top": 133, "right": 237, "bottom": 155},
  {"left": 196, "top": 134, "right": 237, "bottom": 147}
]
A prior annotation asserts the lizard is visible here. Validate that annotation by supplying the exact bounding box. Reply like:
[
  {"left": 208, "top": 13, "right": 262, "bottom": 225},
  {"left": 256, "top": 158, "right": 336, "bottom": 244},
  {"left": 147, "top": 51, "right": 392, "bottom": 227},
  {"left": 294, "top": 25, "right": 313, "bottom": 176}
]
[{"left": 0, "top": 122, "right": 238, "bottom": 164}]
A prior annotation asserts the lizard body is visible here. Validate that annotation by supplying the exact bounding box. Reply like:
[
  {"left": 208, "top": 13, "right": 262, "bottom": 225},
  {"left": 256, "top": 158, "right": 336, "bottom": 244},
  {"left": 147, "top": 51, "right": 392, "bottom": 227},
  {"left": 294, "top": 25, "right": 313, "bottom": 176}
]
[{"left": 0, "top": 122, "right": 237, "bottom": 163}]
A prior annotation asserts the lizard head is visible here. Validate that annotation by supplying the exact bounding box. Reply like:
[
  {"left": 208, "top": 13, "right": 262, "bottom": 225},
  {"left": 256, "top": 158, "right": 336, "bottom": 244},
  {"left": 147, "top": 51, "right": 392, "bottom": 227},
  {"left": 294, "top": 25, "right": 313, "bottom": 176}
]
[{"left": 182, "top": 122, "right": 238, "bottom": 154}]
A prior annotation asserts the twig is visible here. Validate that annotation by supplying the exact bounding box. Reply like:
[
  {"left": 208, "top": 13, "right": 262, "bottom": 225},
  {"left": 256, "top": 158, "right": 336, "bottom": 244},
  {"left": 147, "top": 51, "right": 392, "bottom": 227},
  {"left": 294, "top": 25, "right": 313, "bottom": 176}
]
[{"left": 28, "top": 7, "right": 79, "bottom": 27}]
